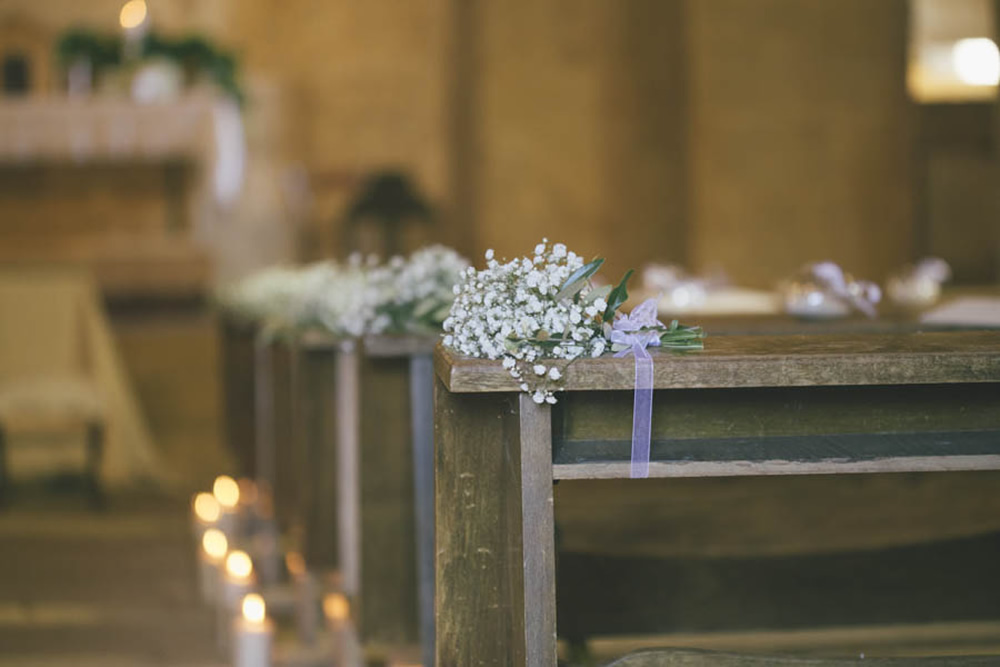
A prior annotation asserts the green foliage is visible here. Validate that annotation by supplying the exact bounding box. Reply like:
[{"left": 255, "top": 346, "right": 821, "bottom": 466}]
[
  {"left": 555, "top": 257, "right": 604, "bottom": 302},
  {"left": 603, "top": 269, "right": 634, "bottom": 321},
  {"left": 55, "top": 28, "right": 244, "bottom": 104}
]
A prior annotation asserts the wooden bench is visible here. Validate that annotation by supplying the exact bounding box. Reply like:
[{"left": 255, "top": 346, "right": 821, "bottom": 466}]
[
  {"left": 432, "top": 332, "right": 1000, "bottom": 666},
  {"left": 293, "top": 331, "right": 437, "bottom": 665}
]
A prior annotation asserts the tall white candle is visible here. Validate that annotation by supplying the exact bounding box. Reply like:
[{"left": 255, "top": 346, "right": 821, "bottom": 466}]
[
  {"left": 323, "top": 593, "right": 360, "bottom": 667},
  {"left": 219, "top": 550, "right": 256, "bottom": 652},
  {"left": 192, "top": 492, "right": 221, "bottom": 543},
  {"left": 198, "top": 528, "right": 228, "bottom": 604},
  {"left": 234, "top": 593, "right": 273, "bottom": 667},
  {"left": 286, "top": 552, "right": 318, "bottom": 644},
  {"left": 213, "top": 475, "right": 242, "bottom": 538},
  {"left": 119, "top": 0, "right": 149, "bottom": 62}
]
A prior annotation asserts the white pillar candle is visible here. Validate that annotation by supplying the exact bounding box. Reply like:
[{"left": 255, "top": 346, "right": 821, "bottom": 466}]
[
  {"left": 213, "top": 475, "right": 242, "bottom": 538},
  {"left": 219, "top": 550, "right": 256, "bottom": 652},
  {"left": 323, "top": 593, "right": 360, "bottom": 667},
  {"left": 234, "top": 593, "right": 273, "bottom": 667},
  {"left": 191, "top": 492, "right": 221, "bottom": 543},
  {"left": 286, "top": 552, "right": 318, "bottom": 644},
  {"left": 198, "top": 528, "right": 228, "bottom": 605},
  {"left": 119, "top": 0, "right": 149, "bottom": 62}
]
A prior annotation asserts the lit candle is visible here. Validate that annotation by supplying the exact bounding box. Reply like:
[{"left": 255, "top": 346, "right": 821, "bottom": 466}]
[
  {"left": 219, "top": 550, "right": 256, "bottom": 651},
  {"left": 198, "top": 528, "right": 228, "bottom": 604},
  {"left": 213, "top": 475, "right": 242, "bottom": 538},
  {"left": 323, "top": 593, "right": 360, "bottom": 667},
  {"left": 192, "top": 492, "right": 221, "bottom": 543},
  {"left": 286, "top": 552, "right": 318, "bottom": 644},
  {"left": 119, "top": 0, "right": 149, "bottom": 62},
  {"left": 234, "top": 593, "right": 273, "bottom": 667}
]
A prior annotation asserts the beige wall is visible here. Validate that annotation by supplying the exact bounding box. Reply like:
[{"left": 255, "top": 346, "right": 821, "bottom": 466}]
[
  {"left": 0, "top": 0, "right": 949, "bottom": 287},
  {"left": 687, "top": 0, "right": 915, "bottom": 287}
]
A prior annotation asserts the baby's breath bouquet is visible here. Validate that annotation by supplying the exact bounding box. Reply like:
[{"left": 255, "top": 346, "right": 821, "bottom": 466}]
[
  {"left": 443, "top": 240, "right": 704, "bottom": 403},
  {"left": 379, "top": 245, "right": 470, "bottom": 334},
  {"left": 218, "top": 245, "right": 470, "bottom": 340}
]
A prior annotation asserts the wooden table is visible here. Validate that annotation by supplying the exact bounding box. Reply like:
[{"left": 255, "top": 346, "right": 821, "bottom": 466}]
[
  {"left": 296, "top": 331, "right": 438, "bottom": 665},
  {"left": 433, "top": 332, "right": 1000, "bottom": 666}
]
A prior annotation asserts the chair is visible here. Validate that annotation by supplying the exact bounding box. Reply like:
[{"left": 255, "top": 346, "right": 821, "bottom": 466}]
[{"left": 0, "top": 267, "right": 162, "bottom": 504}]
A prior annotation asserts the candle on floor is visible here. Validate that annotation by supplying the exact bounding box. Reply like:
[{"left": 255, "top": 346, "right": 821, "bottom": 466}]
[
  {"left": 234, "top": 593, "right": 273, "bottom": 667},
  {"left": 219, "top": 549, "right": 256, "bottom": 652},
  {"left": 286, "top": 552, "right": 318, "bottom": 644},
  {"left": 198, "top": 528, "right": 228, "bottom": 604},
  {"left": 213, "top": 475, "right": 241, "bottom": 537},
  {"left": 323, "top": 593, "right": 360, "bottom": 667},
  {"left": 192, "top": 492, "right": 220, "bottom": 542}
]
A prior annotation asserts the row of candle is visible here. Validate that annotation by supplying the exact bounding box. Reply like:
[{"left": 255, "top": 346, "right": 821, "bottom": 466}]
[{"left": 192, "top": 475, "right": 360, "bottom": 667}]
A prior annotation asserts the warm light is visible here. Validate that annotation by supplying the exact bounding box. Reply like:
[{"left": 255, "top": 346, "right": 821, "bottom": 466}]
[
  {"left": 193, "top": 492, "right": 220, "bottom": 523},
  {"left": 202, "top": 528, "right": 228, "bottom": 561},
  {"left": 323, "top": 593, "right": 350, "bottom": 622},
  {"left": 213, "top": 475, "right": 240, "bottom": 509},
  {"left": 285, "top": 552, "right": 306, "bottom": 577},
  {"left": 226, "top": 550, "right": 254, "bottom": 579},
  {"left": 242, "top": 593, "right": 266, "bottom": 623},
  {"left": 237, "top": 478, "right": 258, "bottom": 506},
  {"left": 952, "top": 38, "right": 1000, "bottom": 86},
  {"left": 119, "top": 0, "right": 148, "bottom": 30}
]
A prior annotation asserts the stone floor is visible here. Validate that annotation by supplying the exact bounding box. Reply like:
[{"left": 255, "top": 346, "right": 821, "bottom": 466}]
[{"left": 0, "top": 484, "right": 223, "bottom": 666}]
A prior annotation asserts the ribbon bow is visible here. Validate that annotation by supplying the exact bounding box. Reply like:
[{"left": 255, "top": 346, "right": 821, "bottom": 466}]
[
  {"left": 611, "top": 298, "right": 662, "bottom": 478},
  {"left": 810, "top": 262, "right": 882, "bottom": 319}
]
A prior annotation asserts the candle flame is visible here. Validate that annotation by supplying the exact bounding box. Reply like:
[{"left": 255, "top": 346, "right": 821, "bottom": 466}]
[
  {"left": 226, "top": 550, "right": 254, "bottom": 580},
  {"left": 242, "top": 593, "right": 266, "bottom": 623},
  {"left": 202, "top": 528, "right": 228, "bottom": 561},
  {"left": 213, "top": 475, "right": 240, "bottom": 509},
  {"left": 193, "top": 492, "right": 220, "bottom": 523},
  {"left": 323, "top": 593, "right": 350, "bottom": 622},
  {"left": 119, "top": 0, "right": 147, "bottom": 29}
]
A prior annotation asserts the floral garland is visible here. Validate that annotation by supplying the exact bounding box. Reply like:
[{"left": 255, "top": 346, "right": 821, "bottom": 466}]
[{"left": 443, "top": 240, "right": 704, "bottom": 404}]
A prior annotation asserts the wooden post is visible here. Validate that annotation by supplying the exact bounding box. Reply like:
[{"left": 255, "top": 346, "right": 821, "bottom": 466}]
[
  {"left": 409, "top": 353, "right": 436, "bottom": 667},
  {"left": 334, "top": 340, "right": 361, "bottom": 597},
  {"left": 434, "top": 382, "right": 557, "bottom": 666}
]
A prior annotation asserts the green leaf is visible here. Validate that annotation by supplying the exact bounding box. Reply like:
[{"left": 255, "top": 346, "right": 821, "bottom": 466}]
[
  {"left": 603, "top": 269, "right": 634, "bottom": 321},
  {"left": 413, "top": 297, "right": 439, "bottom": 318},
  {"left": 555, "top": 258, "right": 605, "bottom": 301}
]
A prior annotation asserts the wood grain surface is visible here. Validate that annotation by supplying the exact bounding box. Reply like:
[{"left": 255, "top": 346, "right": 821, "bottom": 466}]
[{"left": 435, "top": 332, "right": 1000, "bottom": 393}]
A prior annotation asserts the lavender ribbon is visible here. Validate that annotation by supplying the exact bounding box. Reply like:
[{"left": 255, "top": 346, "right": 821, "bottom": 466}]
[
  {"left": 810, "top": 262, "right": 882, "bottom": 318},
  {"left": 611, "top": 298, "right": 662, "bottom": 479}
]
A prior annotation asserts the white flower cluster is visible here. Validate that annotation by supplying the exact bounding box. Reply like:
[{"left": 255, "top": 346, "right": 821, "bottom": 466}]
[
  {"left": 443, "top": 239, "right": 609, "bottom": 404},
  {"left": 217, "top": 245, "right": 470, "bottom": 338},
  {"left": 382, "top": 245, "right": 471, "bottom": 333},
  {"left": 215, "top": 264, "right": 320, "bottom": 329}
]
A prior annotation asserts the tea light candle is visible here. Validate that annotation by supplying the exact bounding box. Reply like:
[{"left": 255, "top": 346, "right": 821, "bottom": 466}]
[
  {"left": 192, "top": 492, "right": 220, "bottom": 542},
  {"left": 213, "top": 475, "right": 242, "bottom": 538},
  {"left": 234, "top": 593, "right": 273, "bottom": 667},
  {"left": 323, "top": 593, "right": 360, "bottom": 667},
  {"left": 198, "top": 528, "right": 228, "bottom": 604}
]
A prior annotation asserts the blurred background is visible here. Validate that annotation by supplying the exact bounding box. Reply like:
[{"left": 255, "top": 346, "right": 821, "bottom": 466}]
[{"left": 0, "top": 0, "right": 997, "bottom": 664}]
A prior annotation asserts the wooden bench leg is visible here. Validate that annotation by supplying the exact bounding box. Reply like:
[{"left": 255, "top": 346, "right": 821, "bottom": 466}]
[
  {"left": 86, "top": 422, "right": 105, "bottom": 510},
  {"left": 435, "top": 382, "right": 558, "bottom": 666}
]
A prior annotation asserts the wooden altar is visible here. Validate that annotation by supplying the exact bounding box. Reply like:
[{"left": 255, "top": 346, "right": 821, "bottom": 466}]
[
  {"left": 433, "top": 332, "right": 1000, "bottom": 665},
  {"left": 0, "top": 96, "right": 236, "bottom": 299}
]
